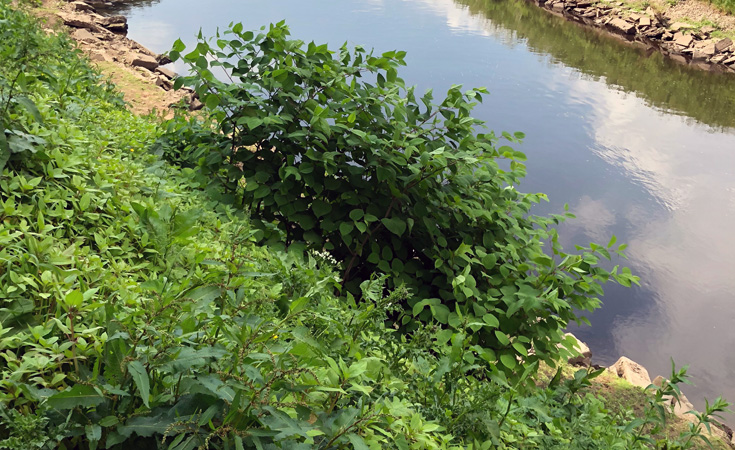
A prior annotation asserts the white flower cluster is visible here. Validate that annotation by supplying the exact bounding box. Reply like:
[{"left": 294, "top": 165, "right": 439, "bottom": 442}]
[{"left": 309, "top": 249, "right": 338, "bottom": 265}]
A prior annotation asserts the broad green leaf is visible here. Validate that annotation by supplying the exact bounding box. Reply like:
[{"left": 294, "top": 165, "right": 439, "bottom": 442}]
[
  {"left": 63, "top": 290, "right": 83, "bottom": 309},
  {"left": 347, "top": 433, "right": 370, "bottom": 450},
  {"left": 495, "top": 330, "right": 510, "bottom": 346},
  {"left": 500, "top": 353, "right": 516, "bottom": 369},
  {"left": 312, "top": 199, "right": 332, "bottom": 218},
  {"left": 381, "top": 217, "right": 406, "bottom": 236},
  {"left": 482, "top": 314, "right": 499, "bottom": 328},
  {"left": 46, "top": 384, "right": 104, "bottom": 410},
  {"left": 127, "top": 360, "right": 150, "bottom": 408}
]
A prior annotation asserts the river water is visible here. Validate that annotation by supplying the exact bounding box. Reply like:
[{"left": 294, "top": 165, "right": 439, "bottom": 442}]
[{"left": 108, "top": 0, "right": 735, "bottom": 416}]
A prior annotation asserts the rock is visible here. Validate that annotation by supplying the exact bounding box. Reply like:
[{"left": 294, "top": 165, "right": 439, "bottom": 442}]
[
  {"left": 644, "top": 27, "right": 665, "bottom": 38},
  {"left": 710, "top": 54, "right": 727, "bottom": 64},
  {"left": 609, "top": 356, "right": 652, "bottom": 388},
  {"left": 560, "top": 333, "right": 592, "bottom": 367},
  {"left": 639, "top": 16, "right": 651, "bottom": 27},
  {"left": 155, "top": 75, "right": 172, "bottom": 91},
  {"left": 189, "top": 97, "right": 204, "bottom": 111},
  {"left": 88, "top": 51, "right": 109, "bottom": 62},
  {"left": 662, "top": 31, "right": 673, "bottom": 41},
  {"left": 57, "top": 12, "right": 100, "bottom": 31},
  {"left": 552, "top": 2, "right": 565, "bottom": 10},
  {"left": 694, "top": 41, "right": 717, "bottom": 56},
  {"left": 155, "top": 66, "right": 176, "bottom": 79},
  {"left": 104, "top": 22, "right": 128, "bottom": 33},
  {"left": 670, "top": 22, "right": 693, "bottom": 32},
  {"left": 71, "top": 1, "right": 95, "bottom": 12},
  {"left": 715, "top": 38, "right": 733, "bottom": 53},
  {"left": 96, "top": 14, "right": 126, "bottom": 27},
  {"left": 652, "top": 375, "right": 666, "bottom": 387},
  {"left": 701, "top": 25, "right": 716, "bottom": 34},
  {"left": 156, "top": 54, "right": 172, "bottom": 65},
  {"left": 128, "top": 54, "right": 158, "bottom": 70},
  {"left": 71, "top": 28, "right": 97, "bottom": 43},
  {"left": 691, "top": 51, "right": 709, "bottom": 62},
  {"left": 673, "top": 32, "right": 693, "bottom": 48},
  {"left": 724, "top": 55, "right": 735, "bottom": 65},
  {"left": 609, "top": 18, "right": 635, "bottom": 34}
]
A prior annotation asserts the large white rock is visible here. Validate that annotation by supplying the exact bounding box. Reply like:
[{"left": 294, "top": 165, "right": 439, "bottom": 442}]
[{"left": 609, "top": 356, "right": 651, "bottom": 388}]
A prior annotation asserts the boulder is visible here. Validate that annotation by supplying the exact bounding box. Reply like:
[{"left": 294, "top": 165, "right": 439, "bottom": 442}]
[
  {"left": 609, "top": 356, "right": 651, "bottom": 388},
  {"left": 128, "top": 54, "right": 158, "bottom": 70},
  {"left": 715, "top": 38, "right": 733, "bottom": 53},
  {"left": 609, "top": 18, "right": 635, "bottom": 34},
  {"left": 673, "top": 32, "right": 693, "bottom": 48},
  {"left": 560, "top": 333, "right": 592, "bottom": 366},
  {"left": 639, "top": 16, "right": 651, "bottom": 27},
  {"left": 724, "top": 55, "right": 735, "bottom": 65}
]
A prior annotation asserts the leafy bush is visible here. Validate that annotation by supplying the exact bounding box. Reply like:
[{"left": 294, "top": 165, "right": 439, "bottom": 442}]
[{"left": 161, "top": 22, "right": 638, "bottom": 377}]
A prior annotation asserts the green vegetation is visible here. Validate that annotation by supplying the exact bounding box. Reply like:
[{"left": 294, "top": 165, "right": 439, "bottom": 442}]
[
  {"left": 0, "top": 1, "right": 731, "bottom": 448},
  {"left": 707, "top": 0, "right": 735, "bottom": 16}
]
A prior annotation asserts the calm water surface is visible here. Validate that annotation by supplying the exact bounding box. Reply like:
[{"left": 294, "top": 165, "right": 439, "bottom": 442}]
[{"left": 110, "top": 0, "right": 735, "bottom": 416}]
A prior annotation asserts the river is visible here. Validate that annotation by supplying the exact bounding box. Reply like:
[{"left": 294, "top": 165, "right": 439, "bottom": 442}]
[{"left": 107, "top": 0, "right": 735, "bottom": 417}]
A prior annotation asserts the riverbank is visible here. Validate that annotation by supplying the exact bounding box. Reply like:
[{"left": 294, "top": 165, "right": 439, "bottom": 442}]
[
  {"left": 4, "top": 1, "right": 734, "bottom": 447},
  {"left": 529, "top": 0, "right": 735, "bottom": 72},
  {"left": 33, "top": 0, "right": 196, "bottom": 115}
]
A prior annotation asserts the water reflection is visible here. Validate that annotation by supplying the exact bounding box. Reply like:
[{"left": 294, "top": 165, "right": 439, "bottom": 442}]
[
  {"left": 408, "top": 0, "right": 735, "bottom": 414},
  {"left": 455, "top": 0, "right": 735, "bottom": 130}
]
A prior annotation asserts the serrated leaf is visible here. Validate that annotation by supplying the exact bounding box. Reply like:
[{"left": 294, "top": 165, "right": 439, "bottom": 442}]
[{"left": 127, "top": 360, "right": 150, "bottom": 408}]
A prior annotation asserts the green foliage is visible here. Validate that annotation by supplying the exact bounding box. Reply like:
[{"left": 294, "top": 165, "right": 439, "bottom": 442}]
[
  {"left": 0, "top": 3, "right": 730, "bottom": 449},
  {"left": 161, "top": 21, "right": 638, "bottom": 378}
]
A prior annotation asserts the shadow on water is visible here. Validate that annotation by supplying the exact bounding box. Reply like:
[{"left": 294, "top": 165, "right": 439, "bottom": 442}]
[{"left": 455, "top": 0, "right": 735, "bottom": 130}]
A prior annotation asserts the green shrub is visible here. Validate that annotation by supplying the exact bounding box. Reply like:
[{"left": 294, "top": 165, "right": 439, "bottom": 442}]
[{"left": 161, "top": 22, "right": 639, "bottom": 377}]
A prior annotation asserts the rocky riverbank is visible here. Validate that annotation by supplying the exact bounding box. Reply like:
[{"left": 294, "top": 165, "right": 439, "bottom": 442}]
[
  {"left": 36, "top": 0, "right": 200, "bottom": 115},
  {"left": 564, "top": 333, "right": 735, "bottom": 447},
  {"left": 530, "top": 0, "right": 735, "bottom": 73}
]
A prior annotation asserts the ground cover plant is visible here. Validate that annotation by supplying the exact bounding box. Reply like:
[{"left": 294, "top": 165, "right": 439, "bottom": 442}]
[{"left": 0, "top": 1, "right": 730, "bottom": 448}]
